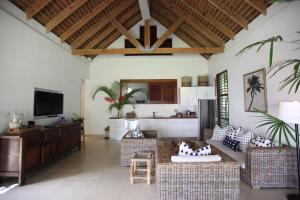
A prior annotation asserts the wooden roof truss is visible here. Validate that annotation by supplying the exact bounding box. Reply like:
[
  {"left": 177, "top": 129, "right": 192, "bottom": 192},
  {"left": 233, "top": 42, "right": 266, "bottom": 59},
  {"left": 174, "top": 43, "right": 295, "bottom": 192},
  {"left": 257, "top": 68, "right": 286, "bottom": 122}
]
[{"left": 9, "top": 0, "right": 270, "bottom": 58}]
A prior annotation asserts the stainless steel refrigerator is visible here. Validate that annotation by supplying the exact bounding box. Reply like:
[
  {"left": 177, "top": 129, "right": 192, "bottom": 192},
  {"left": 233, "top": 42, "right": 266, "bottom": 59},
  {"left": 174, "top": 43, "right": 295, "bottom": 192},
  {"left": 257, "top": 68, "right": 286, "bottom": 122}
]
[{"left": 198, "top": 100, "right": 216, "bottom": 140}]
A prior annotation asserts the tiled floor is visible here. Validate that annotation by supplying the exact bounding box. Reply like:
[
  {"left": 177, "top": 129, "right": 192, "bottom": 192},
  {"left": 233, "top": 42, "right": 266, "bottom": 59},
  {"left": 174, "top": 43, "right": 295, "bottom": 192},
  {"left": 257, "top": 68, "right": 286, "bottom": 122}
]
[{"left": 0, "top": 136, "right": 296, "bottom": 200}]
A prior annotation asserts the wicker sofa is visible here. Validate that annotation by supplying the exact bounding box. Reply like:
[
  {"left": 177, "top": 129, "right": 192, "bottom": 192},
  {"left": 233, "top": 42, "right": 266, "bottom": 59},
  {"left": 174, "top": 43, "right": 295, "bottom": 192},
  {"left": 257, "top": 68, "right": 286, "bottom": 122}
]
[
  {"left": 204, "top": 128, "right": 298, "bottom": 189},
  {"left": 120, "top": 130, "right": 157, "bottom": 167},
  {"left": 156, "top": 139, "right": 240, "bottom": 200}
]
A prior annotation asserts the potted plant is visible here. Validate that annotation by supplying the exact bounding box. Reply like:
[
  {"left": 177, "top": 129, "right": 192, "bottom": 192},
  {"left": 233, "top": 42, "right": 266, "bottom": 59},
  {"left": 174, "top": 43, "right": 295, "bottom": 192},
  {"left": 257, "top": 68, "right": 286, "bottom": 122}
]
[
  {"left": 92, "top": 81, "right": 147, "bottom": 118},
  {"left": 237, "top": 31, "right": 299, "bottom": 199}
]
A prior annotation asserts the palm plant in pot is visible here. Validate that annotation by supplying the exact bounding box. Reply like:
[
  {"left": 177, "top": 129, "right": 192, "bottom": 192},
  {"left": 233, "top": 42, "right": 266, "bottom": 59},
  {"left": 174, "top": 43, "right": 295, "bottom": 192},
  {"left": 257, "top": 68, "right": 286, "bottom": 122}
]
[
  {"left": 236, "top": 32, "right": 299, "bottom": 199},
  {"left": 92, "top": 81, "right": 147, "bottom": 118}
]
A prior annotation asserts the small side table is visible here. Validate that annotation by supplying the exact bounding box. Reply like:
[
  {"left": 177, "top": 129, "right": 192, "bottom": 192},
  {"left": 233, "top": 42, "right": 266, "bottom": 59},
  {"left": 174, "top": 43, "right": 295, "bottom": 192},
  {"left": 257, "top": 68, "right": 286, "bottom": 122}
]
[{"left": 130, "top": 152, "right": 152, "bottom": 185}]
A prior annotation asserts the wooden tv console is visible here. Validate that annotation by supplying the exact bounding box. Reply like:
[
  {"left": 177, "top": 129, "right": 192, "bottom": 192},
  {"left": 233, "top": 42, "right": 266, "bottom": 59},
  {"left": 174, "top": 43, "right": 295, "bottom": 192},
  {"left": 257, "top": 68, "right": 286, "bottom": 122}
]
[{"left": 0, "top": 123, "right": 81, "bottom": 185}]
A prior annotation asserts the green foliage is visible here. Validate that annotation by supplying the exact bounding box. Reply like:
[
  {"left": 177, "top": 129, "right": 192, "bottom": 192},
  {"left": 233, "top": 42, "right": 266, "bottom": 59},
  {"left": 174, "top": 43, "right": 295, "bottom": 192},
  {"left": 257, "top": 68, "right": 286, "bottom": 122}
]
[
  {"left": 254, "top": 108, "right": 296, "bottom": 147},
  {"left": 268, "top": 59, "right": 300, "bottom": 93},
  {"left": 92, "top": 81, "right": 147, "bottom": 117},
  {"left": 236, "top": 32, "right": 299, "bottom": 93},
  {"left": 237, "top": 32, "right": 299, "bottom": 147},
  {"left": 236, "top": 35, "right": 283, "bottom": 68}
]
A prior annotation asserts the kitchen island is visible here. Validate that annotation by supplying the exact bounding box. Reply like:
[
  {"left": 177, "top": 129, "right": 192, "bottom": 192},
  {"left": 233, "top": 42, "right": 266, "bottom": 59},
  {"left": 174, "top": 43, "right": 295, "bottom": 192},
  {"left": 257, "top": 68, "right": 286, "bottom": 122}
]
[{"left": 109, "top": 117, "right": 198, "bottom": 140}]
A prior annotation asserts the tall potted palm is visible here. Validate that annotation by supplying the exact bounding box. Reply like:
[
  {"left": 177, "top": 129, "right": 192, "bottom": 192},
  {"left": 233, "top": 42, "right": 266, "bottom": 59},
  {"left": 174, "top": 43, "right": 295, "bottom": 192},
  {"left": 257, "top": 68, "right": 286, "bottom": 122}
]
[
  {"left": 92, "top": 81, "right": 146, "bottom": 118},
  {"left": 237, "top": 31, "right": 299, "bottom": 199}
]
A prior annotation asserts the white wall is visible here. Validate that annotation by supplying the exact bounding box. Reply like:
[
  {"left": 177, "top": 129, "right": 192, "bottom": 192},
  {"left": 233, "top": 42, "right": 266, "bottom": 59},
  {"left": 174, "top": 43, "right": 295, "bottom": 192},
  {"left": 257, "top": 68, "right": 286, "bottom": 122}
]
[
  {"left": 85, "top": 19, "right": 208, "bottom": 135},
  {"left": 208, "top": 2, "right": 300, "bottom": 142},
  {"left": 0, "top": 8, "right": 89, "bottom": 133}
]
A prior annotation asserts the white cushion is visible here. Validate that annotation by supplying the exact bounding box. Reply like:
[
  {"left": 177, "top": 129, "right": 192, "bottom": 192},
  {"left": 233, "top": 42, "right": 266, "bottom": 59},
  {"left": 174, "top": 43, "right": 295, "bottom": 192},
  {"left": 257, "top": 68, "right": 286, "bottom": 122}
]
[
  {"left": 211, "top": 125, "right": 228, "bottom": 141},
  {"left": 236, "top": 130, "right": 255, "bottom": 152},
  {"left": 131, "top": 128, "right": 144, "bottom": 138},
  {"left": 249, "top": 135, "right": 273, "bottom": 147},
  {"left": 171, "top": 155, "right": 222, "bottom": 163},
  {"left": 179, "top": 142, "right": 211, "bottom": 156},
  {"left": 226, "top": 125, "right": 243, "bottom": 140},
  {"left": 206, "top": 140, "right": 246, "bottom": 169}
]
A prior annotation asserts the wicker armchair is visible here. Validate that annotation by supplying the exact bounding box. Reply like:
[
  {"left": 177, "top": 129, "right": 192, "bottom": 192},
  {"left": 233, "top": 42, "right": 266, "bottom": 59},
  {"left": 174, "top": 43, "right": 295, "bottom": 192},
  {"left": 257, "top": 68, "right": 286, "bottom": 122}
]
[
  {"left": 156, "top": 140, "right": 240, "bottom": 200},
  {"left": 120, "top": 130, "right": 157, "bottom": 167},
  {"left": 204, "top": 128, "right": 298, "bottom": 189}
]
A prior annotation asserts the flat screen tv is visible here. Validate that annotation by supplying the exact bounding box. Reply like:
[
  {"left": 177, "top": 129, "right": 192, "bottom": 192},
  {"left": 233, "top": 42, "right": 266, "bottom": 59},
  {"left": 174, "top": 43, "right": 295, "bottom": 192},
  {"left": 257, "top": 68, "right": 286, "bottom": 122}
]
[{"left": 34, "top": 89, "right": 63, "bottom": 117}]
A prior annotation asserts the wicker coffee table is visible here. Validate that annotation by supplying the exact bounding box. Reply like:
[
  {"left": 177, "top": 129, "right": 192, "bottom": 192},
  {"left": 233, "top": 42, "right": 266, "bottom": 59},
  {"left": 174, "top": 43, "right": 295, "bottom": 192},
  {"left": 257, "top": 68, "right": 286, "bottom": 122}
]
[
  {"left": 156, "top": 139, "right": 240, "bottom": 200},
  {"left": 121, "top": 130, "right": 157, "bottom": 167}
]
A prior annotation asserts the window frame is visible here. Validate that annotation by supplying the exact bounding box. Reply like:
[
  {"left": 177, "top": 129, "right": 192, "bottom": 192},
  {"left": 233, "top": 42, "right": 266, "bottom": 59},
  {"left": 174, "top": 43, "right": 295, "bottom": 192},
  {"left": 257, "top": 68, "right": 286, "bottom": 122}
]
[{"left": 216, "top": 70, "right": 229, "bottom": 127}]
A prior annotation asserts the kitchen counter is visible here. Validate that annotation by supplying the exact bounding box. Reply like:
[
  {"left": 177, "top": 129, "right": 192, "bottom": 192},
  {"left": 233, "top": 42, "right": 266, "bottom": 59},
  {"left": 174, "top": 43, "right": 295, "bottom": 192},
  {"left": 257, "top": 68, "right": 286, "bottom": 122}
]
[{"left": 110, "top": 116, "right": 198, "bottom": 120}]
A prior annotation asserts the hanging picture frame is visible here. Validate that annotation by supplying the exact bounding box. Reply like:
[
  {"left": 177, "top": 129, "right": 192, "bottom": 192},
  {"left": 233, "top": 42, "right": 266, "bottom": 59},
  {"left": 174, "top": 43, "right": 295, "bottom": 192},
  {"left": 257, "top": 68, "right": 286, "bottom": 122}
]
[{"left": 243, "top": 68, "right": 267, "bottom": 112}]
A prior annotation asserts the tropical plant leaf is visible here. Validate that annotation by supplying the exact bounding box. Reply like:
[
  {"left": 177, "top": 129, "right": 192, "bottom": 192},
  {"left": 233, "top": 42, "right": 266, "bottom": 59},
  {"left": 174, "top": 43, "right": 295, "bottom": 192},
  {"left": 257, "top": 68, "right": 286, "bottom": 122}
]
[
  {"left": 267, "top": 59, "right": 300, "bottom": 93},
  {"left": 236, "top": 35, "right": 283, "bottom": 68},
  {"left": 253, "top": 108, "right": 296, "bottom": 147},
  {"left": 92, "top": 86, "right": 117, "bottom": 101}
]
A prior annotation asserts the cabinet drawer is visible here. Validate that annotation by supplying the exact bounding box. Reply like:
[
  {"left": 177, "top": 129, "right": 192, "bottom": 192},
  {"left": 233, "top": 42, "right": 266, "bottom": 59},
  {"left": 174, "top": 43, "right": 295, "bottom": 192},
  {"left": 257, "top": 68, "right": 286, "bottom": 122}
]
[
  {"left": 44, "top": 129, "right": 59, "bottom": 142},
  {"left": 24, "top": 133, "right": 44, "bottom": 148},
  {"left": 26, "top": 147, "right": 41, "bottom": 171}
]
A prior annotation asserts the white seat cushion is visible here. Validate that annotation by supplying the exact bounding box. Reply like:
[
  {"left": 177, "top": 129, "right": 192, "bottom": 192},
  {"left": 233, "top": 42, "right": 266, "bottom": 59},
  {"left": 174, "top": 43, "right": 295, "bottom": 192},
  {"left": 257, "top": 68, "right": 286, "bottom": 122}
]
[
  {"left": 171, "top": 155, "right": 222, "bottom": 163},
  {"left": 206, "top": 140, "right": 246, "bottom": 169}
]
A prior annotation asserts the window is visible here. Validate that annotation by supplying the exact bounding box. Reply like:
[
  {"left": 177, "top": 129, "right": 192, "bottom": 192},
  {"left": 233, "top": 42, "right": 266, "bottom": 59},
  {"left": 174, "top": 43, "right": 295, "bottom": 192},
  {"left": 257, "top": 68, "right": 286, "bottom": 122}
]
[
  {"left": 120, "top": 79, "right": 177, "bottom": 104},
  {"left": 216, "top": 70, "right": 229, "bottom": 127}
]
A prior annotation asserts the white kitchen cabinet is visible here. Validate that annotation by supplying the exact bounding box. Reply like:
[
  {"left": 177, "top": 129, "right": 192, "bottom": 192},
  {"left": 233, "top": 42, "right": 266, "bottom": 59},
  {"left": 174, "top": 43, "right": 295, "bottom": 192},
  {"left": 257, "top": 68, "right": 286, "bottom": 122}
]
[
  {"left": 166, "top": 119, "right": 182, "bottom": 137},
  {"left": 109, "top": 119, "right": 127, "bottom": 140},
  {"left": 114, "top": 118, "right": 199, "bottom": 139},
  {"left": 157, "top": 119, "right": 198, "bottom": 138},
  {"left": 180, "top": 87, "right": 197, "bottom": 105},
  {"left": 181, "top": 119, "right": 198, "bottom": 137},
  {"left": 139, "top": 119, "right": 158, "bottom": 130},
  {"left": 197, "top": 86, "right": 215, "bottom": 100}
]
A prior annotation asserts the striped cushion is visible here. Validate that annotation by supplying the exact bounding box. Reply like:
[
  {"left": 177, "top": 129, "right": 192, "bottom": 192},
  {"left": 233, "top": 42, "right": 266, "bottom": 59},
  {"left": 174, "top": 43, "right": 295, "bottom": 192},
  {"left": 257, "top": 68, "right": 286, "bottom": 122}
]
[
  {"left": 211, "top": 125, "right": 228, "bottom": 141},
  {"left": 236, "top": 130, "right": 255, "bottom": 152}
]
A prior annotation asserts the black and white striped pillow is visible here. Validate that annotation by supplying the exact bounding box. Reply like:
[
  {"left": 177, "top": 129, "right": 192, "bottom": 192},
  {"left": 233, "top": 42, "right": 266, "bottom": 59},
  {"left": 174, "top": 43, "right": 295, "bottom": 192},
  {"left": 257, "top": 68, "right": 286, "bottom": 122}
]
[
  {"left": 236, "top": 130, "right": 255, "bottom": 152},
  {"left": 211, "top": 125, "right": 228, "bottom": 141}
]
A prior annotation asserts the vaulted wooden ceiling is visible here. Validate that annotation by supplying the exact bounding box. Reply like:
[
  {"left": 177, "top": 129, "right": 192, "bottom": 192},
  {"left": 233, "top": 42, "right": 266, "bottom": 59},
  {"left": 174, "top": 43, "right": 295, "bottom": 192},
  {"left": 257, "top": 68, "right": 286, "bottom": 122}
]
[{"left": 10, "top": 0, "right": 271, "bottom": 59}]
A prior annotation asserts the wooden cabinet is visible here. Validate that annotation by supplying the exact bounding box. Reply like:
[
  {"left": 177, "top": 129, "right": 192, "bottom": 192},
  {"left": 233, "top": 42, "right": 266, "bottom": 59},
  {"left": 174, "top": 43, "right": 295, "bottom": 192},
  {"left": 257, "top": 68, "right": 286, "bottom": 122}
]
[
  {"left": 149, "top": 81, "right": 177, "bottom": 104},
  {"left": 180, "top": 87, "right": 197, "bottom": 105},
  {"left": 0, "top": 123, "right": 81, "bottom": 185}
]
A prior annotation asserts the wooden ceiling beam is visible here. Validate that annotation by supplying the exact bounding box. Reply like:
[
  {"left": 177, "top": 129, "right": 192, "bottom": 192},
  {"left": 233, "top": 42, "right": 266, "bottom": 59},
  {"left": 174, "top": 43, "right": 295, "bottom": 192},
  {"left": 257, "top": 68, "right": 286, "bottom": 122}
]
[
  {"left": 244, "top": 0, "right": 267, "bottom": 15},
  {"left": 111, "top": 18, "right": 143, "bottom": 49},
  {"left": 98, "top": 13, "right": 141, "bottom": 49},
  {"left": 182, "top": 0, "right": 235, "bottom": 39},
  {"left": 26, "top": 0, "right": 51, "bottom": 19},
  {"left": 144, "top": 19, "right": 151, "bottom": 49},
  {"left": 84, "top": 8, "right": 138, "bottom": 49},
  {"left": 207, "top": 0, "right": 248, "bottom": 29},
  {"left": 60, "top": 0, "right": 114, "bottom": 42},
  {"left": 152, "top": 16, "right": 184, "bottom": 49},
  {"left": 138, "top": 0, "right": 150, "bottom": 20},
  {"left": 165, "top": 1, "right": 224, "bottom": 46},
  {"left": 72, "top": 47, "right": 224, "bottom": 55},
  {"left": 84, "top": 26, "right": 116, "bottom": 49},
  {"left": 71, "top": 0, "right": 134, "bottom": 49},
  {"left": 46, "top": 0, "right": 88, "bottom": 32},
  {"left": 151, "top": 4, "right": 214, "bottom": 49}
]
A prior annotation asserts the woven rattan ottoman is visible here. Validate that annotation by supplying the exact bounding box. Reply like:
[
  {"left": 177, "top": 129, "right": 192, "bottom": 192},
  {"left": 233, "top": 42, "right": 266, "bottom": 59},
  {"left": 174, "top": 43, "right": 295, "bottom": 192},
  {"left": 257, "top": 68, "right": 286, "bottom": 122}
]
[
  {"left": 121, "top": 130, "right": 157, "bottom": 167},
  {"left": 156, "top": 139, "right": 240, "bottom": 200}
]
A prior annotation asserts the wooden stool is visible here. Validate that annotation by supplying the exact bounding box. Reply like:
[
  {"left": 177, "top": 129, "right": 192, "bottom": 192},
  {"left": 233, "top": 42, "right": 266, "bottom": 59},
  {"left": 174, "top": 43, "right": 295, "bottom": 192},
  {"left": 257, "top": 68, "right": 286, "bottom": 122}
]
[{"left": 130, "top": 152, "right": 152, "bottom": 185}]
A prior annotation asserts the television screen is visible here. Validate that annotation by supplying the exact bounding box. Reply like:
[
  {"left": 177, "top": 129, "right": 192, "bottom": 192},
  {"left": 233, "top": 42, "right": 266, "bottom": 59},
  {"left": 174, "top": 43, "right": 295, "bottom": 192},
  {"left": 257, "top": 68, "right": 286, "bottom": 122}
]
[{"left": 34, "top": 89, "right": 63, "bottom": 117}]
